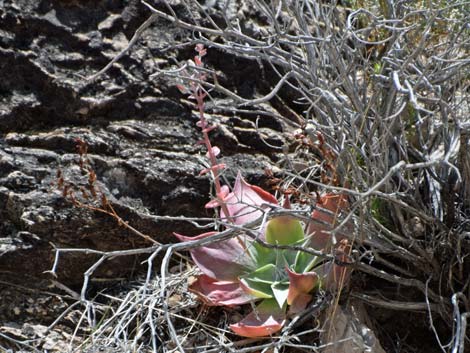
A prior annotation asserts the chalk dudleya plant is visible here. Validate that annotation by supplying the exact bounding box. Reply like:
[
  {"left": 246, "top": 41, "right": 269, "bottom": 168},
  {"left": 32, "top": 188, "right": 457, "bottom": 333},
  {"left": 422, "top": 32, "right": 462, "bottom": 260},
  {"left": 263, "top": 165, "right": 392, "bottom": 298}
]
[{"left": 175, "top": 45, "right": 350, "bottom": 338}]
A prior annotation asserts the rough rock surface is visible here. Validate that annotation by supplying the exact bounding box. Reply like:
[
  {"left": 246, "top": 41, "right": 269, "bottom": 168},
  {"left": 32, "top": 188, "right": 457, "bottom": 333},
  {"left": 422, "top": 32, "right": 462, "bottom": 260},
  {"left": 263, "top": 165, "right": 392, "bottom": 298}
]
[{"left": 0, "top": 1, "right": 291, "bottom": 348}]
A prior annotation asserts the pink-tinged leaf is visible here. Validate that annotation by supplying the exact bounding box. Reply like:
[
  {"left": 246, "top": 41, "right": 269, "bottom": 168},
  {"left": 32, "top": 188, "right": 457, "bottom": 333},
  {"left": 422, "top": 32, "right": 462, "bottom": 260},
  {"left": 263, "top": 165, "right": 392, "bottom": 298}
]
[
  {"left": 199, "top": 163, "right": 226, "bottom": 176},
  {"left": 265, "top": 216, "right": 304, "bottom": 245},
  {"left": 230, "top": 299, "right": 286, "bottom": 337},
  {"left": 196, "top": 120, "right": 206, "bottom": 128},
  {"left": 174, "top": 231, "right": 218, "bottom": 242},
  {"left": 205, "top": 199, "right": 219, "bottom": 208},
  {"left": 174, "top": 232, "right": 255, "bottom": 281},
  {"left": 176, "top": 84, "right": 189, "bottom": 94},
  {"left": 288, "top": 292, "right": 312, "bottom": 314},
  {"left": 203, "top": 125, "right": 217, "bottom": 133},
  {"left": 287, "top": 268, "right": 319, "bottom": 295},
  {"left": 316, "top": 240, "right": 352, "bottom": 291},
  {"left": 308, "top": 193, "right": 349, "bottom": 251},
  {"left": 189, "top": 275, "right": 254, "bottom": 306},
  {"left": 221, "top": 172, "right": 278, "bottom": 225},
  {"left": 195, "top": 44, "right": 207, "bottom": 57},
  {"left": 206, "top": 146, "right": 220, "bottom": 158},
  {"left": 205, "top": 185, "right": 230, "bottom": 208},
  {"left": 219, "top": 185, "right": 230, "bottom": 198},
  {"left": 286, "top": 268, "right": 318, "bottom": 313}
]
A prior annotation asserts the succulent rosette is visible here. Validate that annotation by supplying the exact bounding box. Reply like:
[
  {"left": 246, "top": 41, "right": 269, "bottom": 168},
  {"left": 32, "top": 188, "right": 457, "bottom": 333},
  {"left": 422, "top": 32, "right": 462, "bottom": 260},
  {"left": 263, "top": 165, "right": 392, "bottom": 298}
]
[{"left": 175, "top": 173, "right": 350, "bottom": 337}]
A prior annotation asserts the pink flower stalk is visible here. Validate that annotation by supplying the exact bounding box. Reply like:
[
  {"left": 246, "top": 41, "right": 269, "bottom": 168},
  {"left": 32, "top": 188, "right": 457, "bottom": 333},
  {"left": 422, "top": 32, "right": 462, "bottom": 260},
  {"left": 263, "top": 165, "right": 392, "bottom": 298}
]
[{"left": 177, "top": 44, "right": 230, "bottom": 219}]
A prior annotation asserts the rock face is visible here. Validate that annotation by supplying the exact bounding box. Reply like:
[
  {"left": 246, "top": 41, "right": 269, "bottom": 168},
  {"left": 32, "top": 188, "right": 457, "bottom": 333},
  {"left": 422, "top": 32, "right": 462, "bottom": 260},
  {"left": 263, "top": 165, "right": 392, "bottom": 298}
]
[{"left": 0, "top": 0, "right": 288, "bottom": 333}]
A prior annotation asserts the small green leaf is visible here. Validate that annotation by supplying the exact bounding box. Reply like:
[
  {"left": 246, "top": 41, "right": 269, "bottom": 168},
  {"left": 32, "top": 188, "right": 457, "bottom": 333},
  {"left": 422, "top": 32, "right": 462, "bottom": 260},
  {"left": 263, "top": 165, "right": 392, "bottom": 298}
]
[
  {"left": 248, "top": 264, "right": 277, "bottom": 282},
  {"left": 240, "top": 278, "right": 273, "bottom": 298},
  {"left": 249, "top": 241, "right": 277, "bottom": 267},
  {"left": 280, "top": 248, "right": 298, "bottom": 267},
  {"left": 373, "top": 62, "right": 382, "bottom": 74},
  {"left": 266, "top": 216, "right": 305, "bottom": 245},
  {"left": 271, "top": 282, "right": 289, "bottom": 309},
  {"left": 239, "top": 264, "right": 278, "bottom": 298},
  {"left": 294, "top": 242, "right": 320, "bottom": 273}
]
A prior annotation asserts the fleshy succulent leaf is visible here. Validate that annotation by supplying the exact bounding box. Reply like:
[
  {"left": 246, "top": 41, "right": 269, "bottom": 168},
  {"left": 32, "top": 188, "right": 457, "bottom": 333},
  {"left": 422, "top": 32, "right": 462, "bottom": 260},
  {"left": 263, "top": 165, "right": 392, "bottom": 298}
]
[
  {"left": 308, "top": 193, "right": 349, "bottom": 251},
  {"left": 280, "top": 247, "right": 298, "bottom": 267},
  {"left": 230, "top": 299, "right": 286, "bottom": 337},
  {"left": 265, "top": 216, "right": 305, "bottom": 245},
  {"left": 174, "top": 232, "right": 255, "bottom": 281},
  {"left": 177, "top": 176, "right": 351, "bottom": 336},
  {"left": 190, "top": 275, "right": 254, "bottom": 306},
  {"left": 248, "top": 241, "right": 277, "bottom": 267},
  {"left": 294, "top": 241, "right": 320, "bottom": 273},
  {"left": 286, "top": 268, "right": 318, "bottom": 312},
  {"left": 239, "top": 278, "right": 273, "bottom": 298},
  {"left": 271, "top": 282, "right": 289, "bottom": 309},
  {"left": 220, "top": 172, "right": 278, "bottom": 225},
  {"left": 315, "top": 240, "right": 352, "bottom": 291},
  {"left": 247, "top": 264, "right": 278, "bottom": 282},
  {"left": 288, "top": 292, "right": 312, "bottom": 314}
]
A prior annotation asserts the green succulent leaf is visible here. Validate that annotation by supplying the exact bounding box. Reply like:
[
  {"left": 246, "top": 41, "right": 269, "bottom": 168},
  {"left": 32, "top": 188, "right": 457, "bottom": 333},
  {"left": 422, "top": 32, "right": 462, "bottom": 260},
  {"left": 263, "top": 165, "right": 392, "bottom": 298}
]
[
  {"left": 240, "top": 277, "right": 273, "bottom": 299},
  {"left": 248, "top": 264, "right": 277, "bottom": 282},
  {"left": 293, "top": 240, "right": 320, "bottom": 273},
  {"left": 266, "top": 216, "right": 305, "bottom": 245},
  {"left": 271, "top": 282, "right": 290, "bottom": 309},
  {"left": 281, "top": 248, "right": 298, "bottom": 268},
  {"left": 248, "top": 241, "right": 277, "bottom": 267},
  {"left": 240, "top": 264, "right": 279, "bottom": 298}
]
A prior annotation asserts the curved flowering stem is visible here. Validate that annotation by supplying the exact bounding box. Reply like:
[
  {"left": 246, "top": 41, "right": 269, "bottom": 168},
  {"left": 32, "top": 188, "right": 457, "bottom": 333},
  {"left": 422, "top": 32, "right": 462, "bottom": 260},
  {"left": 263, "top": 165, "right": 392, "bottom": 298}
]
[{"left": 179, "top": 44, "right": 232, "bottom": 221}]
